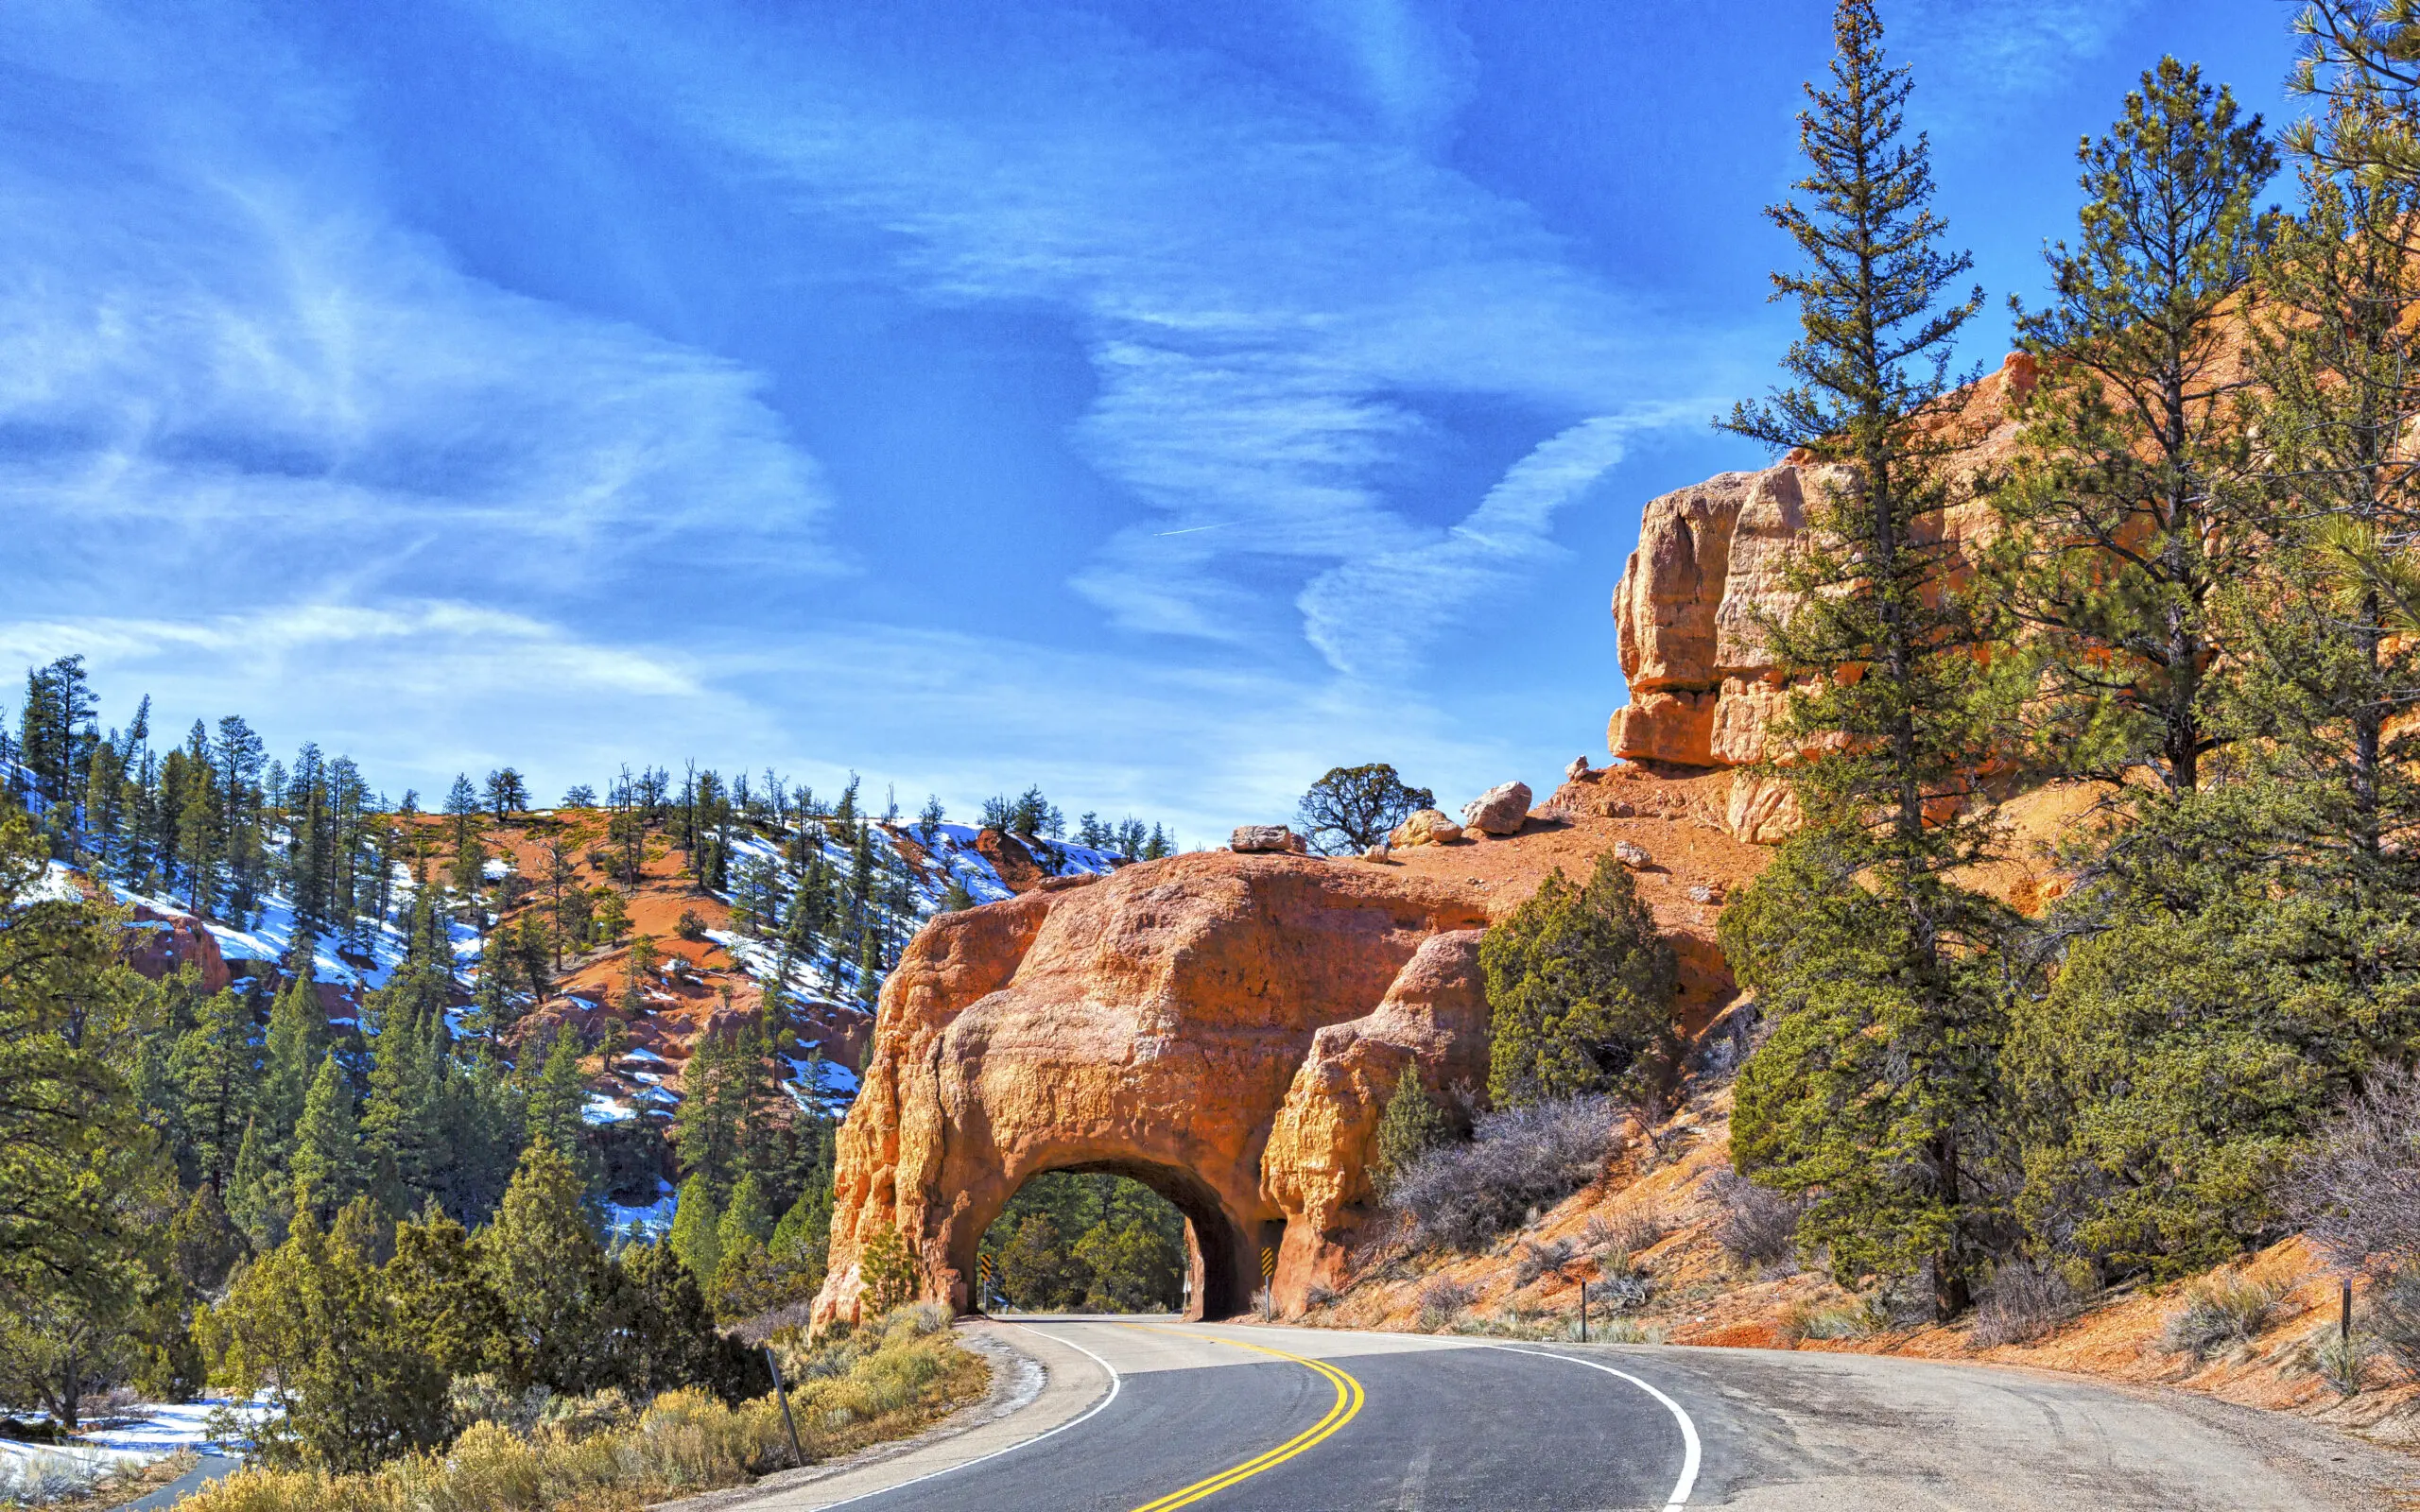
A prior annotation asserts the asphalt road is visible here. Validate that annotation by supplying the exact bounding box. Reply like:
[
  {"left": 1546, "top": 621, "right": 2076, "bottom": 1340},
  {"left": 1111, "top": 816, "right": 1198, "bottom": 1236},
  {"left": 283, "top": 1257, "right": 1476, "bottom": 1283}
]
[
  {"left": 714, "top": 1316, "right": 2415, "bottom": 1512},
  {"left": 762, "top": 1319, "right": 1689, "bottom": 1512}
]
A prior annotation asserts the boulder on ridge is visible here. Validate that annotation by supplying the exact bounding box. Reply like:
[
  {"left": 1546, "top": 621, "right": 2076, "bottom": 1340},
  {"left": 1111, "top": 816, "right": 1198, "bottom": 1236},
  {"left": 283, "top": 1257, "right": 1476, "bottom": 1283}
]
[{"left": 1461, "top": 782, "right": 1531, "bottom": 836}]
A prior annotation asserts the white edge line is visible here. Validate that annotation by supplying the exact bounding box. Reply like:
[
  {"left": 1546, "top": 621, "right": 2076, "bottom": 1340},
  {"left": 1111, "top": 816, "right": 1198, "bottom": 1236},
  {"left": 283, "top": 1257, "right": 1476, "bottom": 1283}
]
[
  {"left": 1478, "top": 1343, "right": 1700, "bottom": 1509},
  {"left": 813, "top": 1320, "right": 1124, "bottom": 1510}
]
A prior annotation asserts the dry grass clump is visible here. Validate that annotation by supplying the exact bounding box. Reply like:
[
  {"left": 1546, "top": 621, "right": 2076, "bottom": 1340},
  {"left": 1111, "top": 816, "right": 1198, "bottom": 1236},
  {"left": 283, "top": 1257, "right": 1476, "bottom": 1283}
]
[
  {"left": 1582, "top": 1204, "right": 1671, "bottom": 1260},
  {"left": 1970, "top": 1260, "right": 2081, "bottom": 1348},
  {"left": 1590, "top": 1248, "right": 1653, "bottom": 1313},
  {"left": 2301, "top": 1325, "right": 2376, "bottom": 1397},
  {"left": 177, "top": 1307, "right": 984, "bottom": 1512},
  {"left": 1415, "top": 1275, "right": 1478, "bottom": 1331},
  {"left": 1778, "top": 1298, "right": 1880, "bottom": 1346},
  {"left": 1512, "top": 1237, "right": 1579, "bottom": 1288},
  {"left": 1703, "top": 1168, "right": 1802, "bottom": 1273},
  {"left": 2158, "top": 1269, "right": 2293, "bottom": 1361}
]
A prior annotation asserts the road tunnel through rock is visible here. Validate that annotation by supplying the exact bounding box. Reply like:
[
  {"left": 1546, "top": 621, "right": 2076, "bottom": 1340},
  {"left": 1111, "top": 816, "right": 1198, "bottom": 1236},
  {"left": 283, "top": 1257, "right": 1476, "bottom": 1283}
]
[{"left": 969, "top": 1161, "right": 1249, "bottom": 1318}]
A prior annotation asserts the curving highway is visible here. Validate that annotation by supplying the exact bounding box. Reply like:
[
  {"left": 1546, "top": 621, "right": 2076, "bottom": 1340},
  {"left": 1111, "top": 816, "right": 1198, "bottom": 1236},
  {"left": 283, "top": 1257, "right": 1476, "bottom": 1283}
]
[{"left": 712, "top": 1316, "right": 2411, "bottom": 1512}]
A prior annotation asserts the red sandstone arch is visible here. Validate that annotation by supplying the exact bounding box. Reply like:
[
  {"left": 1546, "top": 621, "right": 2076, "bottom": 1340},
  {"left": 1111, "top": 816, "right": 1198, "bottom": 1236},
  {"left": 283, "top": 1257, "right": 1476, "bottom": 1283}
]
[{"left": 810, "top": 852, "right": 1493, "bottom": 1329}]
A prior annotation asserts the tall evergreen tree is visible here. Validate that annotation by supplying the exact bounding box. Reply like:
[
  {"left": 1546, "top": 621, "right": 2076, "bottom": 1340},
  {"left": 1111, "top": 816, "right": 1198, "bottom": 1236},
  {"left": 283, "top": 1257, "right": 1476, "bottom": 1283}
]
[
  {"left": 2240, "top": 82, "right": 2420, "bottom": 870},
  {"left": 361, "top": 982, "right": 449, "bottom": 1211},
  {"left": 289, "top": 1055, "right": 367, "bottom": 1223},
  {"left": 1988, "top": 60, "right": 2276, "bottom": 791},
  {"left": 475, "top": 1144, "right": 616, "bottom": 1393},
  {"left": 258, "top": 946, "right": 328, "bottom": 1155},
  {"left": 1718, "top": 0, "right": 2009, "bottom": 1320},
  {"left": 169, "top": 988, "right": 262, "bottom": 1193},
  {"left": 667, "top": 1173, "right": 722, "bottom": 1292},
  {"left": 174, "top": 722, "right": 219, "bottom": 917}
]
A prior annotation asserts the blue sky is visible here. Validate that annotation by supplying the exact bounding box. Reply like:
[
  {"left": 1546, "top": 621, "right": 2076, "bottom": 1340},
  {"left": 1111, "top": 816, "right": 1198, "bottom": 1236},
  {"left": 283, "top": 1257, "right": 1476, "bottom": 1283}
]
[{"left": 5, "top": 0, "right": 2296, "bottom": 839}]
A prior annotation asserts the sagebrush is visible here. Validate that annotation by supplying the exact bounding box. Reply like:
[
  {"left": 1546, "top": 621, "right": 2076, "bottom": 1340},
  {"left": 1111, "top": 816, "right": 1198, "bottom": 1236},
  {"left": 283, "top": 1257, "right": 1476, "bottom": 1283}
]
[{"left": 1383, "top": 1097, "right": 1612, "bottom": 1251}]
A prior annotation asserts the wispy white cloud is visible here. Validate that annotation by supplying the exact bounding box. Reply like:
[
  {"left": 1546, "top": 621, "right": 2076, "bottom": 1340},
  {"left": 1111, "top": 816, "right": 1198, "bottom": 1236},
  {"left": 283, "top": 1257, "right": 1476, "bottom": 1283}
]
[
  {"left": 0, "top": 6, "right": 838, "bottom": 626},
  {"left": 1902, "top": 0, "right": 2151, "bottom": 98},
  {"left": 1297, "top": 409, "right": 1676, "bottom": 678},
  {"left": 475, "top": 0, "right": 1693, "bottom": 674}
]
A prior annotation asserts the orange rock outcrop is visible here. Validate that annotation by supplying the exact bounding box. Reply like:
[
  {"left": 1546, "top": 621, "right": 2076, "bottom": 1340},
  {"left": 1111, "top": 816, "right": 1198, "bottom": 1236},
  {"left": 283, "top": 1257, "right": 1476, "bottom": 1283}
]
[
  {"left": 811, "top": 850, "right": 1492, "bottom": 1328},
  {"left": 119, "top": 901, "right": 233, "bottom": 994},
  {"left": 1607, "top": 352, "right": 2036, "bottom": 788},
  {"left": 1260, "top": 930, "right": 1492, "bottom": 1302},
  {"left": 810, "top": 795, "right": 1777, "bottom": 1330}
]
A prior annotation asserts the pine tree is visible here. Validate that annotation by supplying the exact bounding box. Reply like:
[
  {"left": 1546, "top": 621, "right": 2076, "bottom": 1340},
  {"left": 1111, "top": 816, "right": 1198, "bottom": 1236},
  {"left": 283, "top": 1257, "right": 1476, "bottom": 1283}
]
[
  {"left": 361, "top": 982, "right": 448, "bottom": 1210},
  {"left": 526, "top": 1029, "right": 590, "bottom": 1171},
  {"left": 227, "top": 1115, "right": 287, "bottom": 1252},
  {"left": 1370, "top": 1070, "right": 1452, "bottom": 1198},
  {"left": 2239, "top": 83, "right": 2420, "bottom": 869},
  {"left": 1989, "top": 60, "right": 2276, "bottom": 791},
  {"left": 667, "top": 1173, "right": 723, "bottom": 1292},
  {"left": 258, "top": 949, "right": 328, "bottom": 1154},
  {"left": 195, "top": 1206, "right": 449, "bottom": 1471},
  {"left": 771, "top": 1184, "right": 832, "bottom": 1276},
  {"left": 385, "top": 1204, "right": 504, "bottom": 1378},
  {"left": 1987, "top": 50, "right": 2420, "bottom": 1285},
  {"left": 0, "top": 799, "right": 163, "bottom": 1316},
  {"left": 544, "top": 840, "right": 579, "bottom": 971},
  {"left": 673, "top": 1030, "right": 744, "bottom": 1193},
  {"left": 471, "top": 932, "right": 513, "bottom": 1040},
  {"left": 449, "top": 831, "right": 487, "bottom": 932},
  {"left": 475, "top": 1143, "right": 614, "bottom": 1393},
  {"left": 513, "top": 912, "right": 552, "bottom": 1005},
  {"left": 174, "top": 722, "right": 219, "bottom": 916},
  {"left": 14, "top": 656, "right": 95, "bottom": 812},
  {"left": 289, "top": 1055, "right": 367, "bottom": 1223},
  {"left": 1718, "top": 0, "right": 2010, "bottom": 1320},
  {"left": 169, "top": 988, "right": 262, "bottom": 1193},
  {"left": 78, "top": 733, "right": 123, "bottom": 871},
  {"left": 166, "top": 1180, "right": 244, "bottom": 1294}
]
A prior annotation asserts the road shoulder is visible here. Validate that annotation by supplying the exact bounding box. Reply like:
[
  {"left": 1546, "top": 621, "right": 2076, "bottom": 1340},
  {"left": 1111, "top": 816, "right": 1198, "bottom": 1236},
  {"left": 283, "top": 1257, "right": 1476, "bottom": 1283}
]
[{"left": 655, "top": 1319, "right": 1112, "bottom": 1511}]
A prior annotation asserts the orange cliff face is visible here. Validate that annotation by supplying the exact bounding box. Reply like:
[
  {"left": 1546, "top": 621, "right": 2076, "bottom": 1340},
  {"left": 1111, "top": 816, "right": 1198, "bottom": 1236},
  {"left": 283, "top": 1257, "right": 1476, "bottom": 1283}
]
[{"left": 1606, "top": 352, "right": 2038, "bottom": 810}]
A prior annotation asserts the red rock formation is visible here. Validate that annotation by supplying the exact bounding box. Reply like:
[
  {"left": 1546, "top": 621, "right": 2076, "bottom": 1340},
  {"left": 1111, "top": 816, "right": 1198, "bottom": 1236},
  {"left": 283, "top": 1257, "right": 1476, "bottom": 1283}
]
[
  {"left": 1607, "top": 352, "right": 2036, "bottom": 792},
  {"left": 1259, "top": 931, "right": 1491, "bottom": 1307},
  {"left": 119, "top": 903, "right": 233, "bottom": 994},
  {"left": 971, "top": 827, "right": 1046, "bottom": 893},
  {"left": 812, "top": 850, "right": 1489, "bottom": 1329}
]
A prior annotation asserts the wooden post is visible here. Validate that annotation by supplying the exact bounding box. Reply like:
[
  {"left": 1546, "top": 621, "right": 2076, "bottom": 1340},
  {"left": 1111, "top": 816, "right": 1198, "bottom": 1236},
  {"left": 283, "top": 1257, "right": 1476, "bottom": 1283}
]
[
  {"left": 766, "top": 1345, "right": 804, "bottom": 1469},
  {"left": 2344, "top": 1278, "right": 2356, "bottom": 1345},
  {"left": 1580, "top": 1280, "right": 1588, "bottom": 1345}
]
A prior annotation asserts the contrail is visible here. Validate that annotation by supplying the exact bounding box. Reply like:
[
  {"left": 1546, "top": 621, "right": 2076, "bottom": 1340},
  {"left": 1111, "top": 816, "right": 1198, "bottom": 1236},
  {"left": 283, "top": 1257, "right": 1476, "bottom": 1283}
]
[{"left": 1153, "top": 522, "right": 1232, "bottom": 537}]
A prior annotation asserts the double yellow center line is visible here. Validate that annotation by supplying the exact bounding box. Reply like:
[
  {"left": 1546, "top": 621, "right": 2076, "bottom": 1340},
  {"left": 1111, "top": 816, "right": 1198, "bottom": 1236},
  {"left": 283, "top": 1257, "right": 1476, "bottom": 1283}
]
[{"left": 1122, "top": 1329, "right": 1366, "bottom": 1511}]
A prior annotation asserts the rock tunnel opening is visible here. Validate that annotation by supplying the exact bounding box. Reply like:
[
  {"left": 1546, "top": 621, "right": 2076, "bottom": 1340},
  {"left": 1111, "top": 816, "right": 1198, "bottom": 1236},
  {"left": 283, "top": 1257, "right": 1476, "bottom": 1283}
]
[{"left": 968, "top": 1159, "right": 1255, "bottom": 1320}]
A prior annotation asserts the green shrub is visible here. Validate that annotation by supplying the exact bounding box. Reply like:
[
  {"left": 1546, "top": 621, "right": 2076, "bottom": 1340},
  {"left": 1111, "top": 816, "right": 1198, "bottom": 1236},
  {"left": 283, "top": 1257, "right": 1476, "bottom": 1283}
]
[
  {"left": 856, "top": 1225, "right": 919, "bottom": 1316},
  {"left": 1371, "top": 1071, "right": 1454, "bottom": 1199},
  {"left": 1482, "top": 854, "right": 1676, "bottom": 1108}
]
